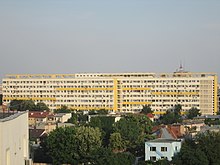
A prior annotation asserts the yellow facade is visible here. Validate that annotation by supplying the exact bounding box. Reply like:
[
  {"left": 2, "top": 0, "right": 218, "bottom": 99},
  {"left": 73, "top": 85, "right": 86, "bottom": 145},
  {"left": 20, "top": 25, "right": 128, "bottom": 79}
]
[{"left": 2, "top": 72, "right": 218, "bottom": 115}]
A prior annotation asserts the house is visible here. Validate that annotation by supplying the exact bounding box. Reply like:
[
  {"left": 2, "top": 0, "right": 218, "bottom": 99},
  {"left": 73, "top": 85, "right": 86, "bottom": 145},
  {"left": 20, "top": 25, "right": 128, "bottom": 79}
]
[
  {"left": 145, "top": 138, "right": 182, "bottom": 161},
  {"left": 29, "top": 128, "right": 47, "bottom": 145},
  {"left": 54, "top": 113, "right": 71, "bottom": 123},
  {"left": 152, "top": 125, "right": 184, "bottom": 139},
  {"left": 28, "top": 111, "right": 50, "bottom": 126}
]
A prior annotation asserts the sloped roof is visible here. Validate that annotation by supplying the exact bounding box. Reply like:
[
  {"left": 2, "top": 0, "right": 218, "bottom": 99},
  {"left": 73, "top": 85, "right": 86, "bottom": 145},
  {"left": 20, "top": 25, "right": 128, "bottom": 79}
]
[{"left": 29, "top": 111, "right": 49, "bottom": 118}]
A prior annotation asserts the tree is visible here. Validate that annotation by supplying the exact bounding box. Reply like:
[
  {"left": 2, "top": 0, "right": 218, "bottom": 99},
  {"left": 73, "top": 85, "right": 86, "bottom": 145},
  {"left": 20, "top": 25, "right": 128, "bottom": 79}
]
[
  {"left": 172, "top": 131, "right": 220, "bottom": 165},
  {"left": 113, "top": 114, "right": 153, "bottom": 155},
  {"left": 19, "top": 100, "right": 36, "bottom": 111},
  {"left": 109, "top": 132, "right": 125, "bottom": 152},
  {"left": 195, "top": 131, "right": 220, "bottom": 164},
  {"left": 186, "top": 107, "right": 201, "bottom": 119},
  {"left": 45, "top": 127, "right": 77, "bottom": 165},
  {"left": 159, "top": 105, "right": 183, "bottom": 124},
  {"left": 44, "top": 126, "right": 102, "bottom": 164},
  {"left": 89, "top": 116, "right": 115, "bottom": 146},
  {"left": 92, "top": 147, "right": 135, "bottom": 165},
  {"left": 54, "top": 105, "right": 71, "bottom": 113},
  {"left": 141, "top": 105, "right": 153, "bottom": 114},
  {"left": 35, "top": 102, "right": 50, "bottom": 111},
  {"left": 74, "top": 126, "right": 102, "bottom": 163},
  {"left": 172, "top": 139, "right": 208, "bottom": 165},
  {"left": 9, "top": 100, "right": 23, "bottom": 111},
  {"left": 0, "top": 94, "right": 2, "bottom": 105},
  {"left": 67, "top": 113, "right": 78, "bottom": 124}
]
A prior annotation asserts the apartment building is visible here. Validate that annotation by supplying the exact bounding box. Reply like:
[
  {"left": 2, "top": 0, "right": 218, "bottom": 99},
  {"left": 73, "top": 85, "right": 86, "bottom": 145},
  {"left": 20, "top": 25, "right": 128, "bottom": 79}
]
[{"left": 1, "top": 71, "right": 218, "bottom": 115}]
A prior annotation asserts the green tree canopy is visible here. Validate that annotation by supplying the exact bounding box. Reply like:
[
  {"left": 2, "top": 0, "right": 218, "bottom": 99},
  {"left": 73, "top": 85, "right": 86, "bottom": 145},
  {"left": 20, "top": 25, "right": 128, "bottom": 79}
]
[
  {"left": 9, "top": 100, "right": 23, "bottom": 111},
  {"left": 45, "top": 127, "right": 77, "bottom": 165},
  {"left": 0, "top": 94, "right": 2, "bottom": 105},
  {"left": 140, "top": 105, "right": 153, "bottom": 114},
  {"left": 159, "top": 104, "right": 183, "bottom": 124},
  {"left": 113, "top": 114, "right": 153, "bottom": 155},
  {"left": 19, "top": 100, "right": 36, "bottom": 111},
  {"left": 54, "top": 105, "right": 71, "bottom": 113},
  {"left": 173, "top": 131, "right": 220, "bottom": 165},
  {"left": 74, "top": 126, "right": 102, "bottom": 163},
  {"left": 35, "top": 102, "right": 50, "bottom": 111},
  {"left": 109, "top": 132, "right": 125, "bottom": 152},
  {"left": 45, "top": 126, "right": 102, "bottom": 164},
  {"left": 186, "top": 107, "right": 201, "bottom": 119}
]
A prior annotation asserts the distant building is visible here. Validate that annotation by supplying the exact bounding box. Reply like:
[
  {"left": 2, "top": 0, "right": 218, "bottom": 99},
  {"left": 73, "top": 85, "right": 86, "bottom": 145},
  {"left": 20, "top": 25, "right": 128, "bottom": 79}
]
[
  {"left": 0, "top": 111, "right": 31, "bottom": 165},
  {"left": 0, "top": 83, "right": 2, "bottom": 95},
  {"left": 218, "top": 84, "right": 220, "bottom": 113},
  {"left": 28, "top": 111, "right": 50, "bottom": 126},
  {"left": 54, "top": 113, "right": 72, "bottom": 123},
  {"left": 145, "top": 139, "right": 182, "bottom": 161},
  {"left": 2, "top": 71, "right": 218, "bottom": 115}
]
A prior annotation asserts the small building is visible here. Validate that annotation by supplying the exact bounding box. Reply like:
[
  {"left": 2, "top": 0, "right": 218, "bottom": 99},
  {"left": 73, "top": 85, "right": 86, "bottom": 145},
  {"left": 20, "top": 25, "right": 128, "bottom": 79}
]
[
  {"left": 145, "top": 139, "right": 182, "bottom": 161},
  {"left": 28, "top": 111, "right": 50, "bottom": 126},
  {"left": 54, "top": 113, "right": 72, "bottom": 123}
]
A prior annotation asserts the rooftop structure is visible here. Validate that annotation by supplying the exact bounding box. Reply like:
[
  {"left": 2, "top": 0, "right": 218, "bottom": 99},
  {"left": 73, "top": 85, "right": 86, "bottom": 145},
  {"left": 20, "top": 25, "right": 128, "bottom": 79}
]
[{"left": 2, "top": 71, "right": 218, "bottom": 115}]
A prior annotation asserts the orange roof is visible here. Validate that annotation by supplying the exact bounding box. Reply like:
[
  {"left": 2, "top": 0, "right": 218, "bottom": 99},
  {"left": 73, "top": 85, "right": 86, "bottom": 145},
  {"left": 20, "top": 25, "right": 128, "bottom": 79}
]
[{"left": 29, "top": 111, "right": 50, "bottom": 118}]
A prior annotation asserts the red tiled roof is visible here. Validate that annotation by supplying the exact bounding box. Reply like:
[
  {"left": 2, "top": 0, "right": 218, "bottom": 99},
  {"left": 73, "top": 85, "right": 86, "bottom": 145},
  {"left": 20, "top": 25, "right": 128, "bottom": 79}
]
[
  {"left": 29, "top": 111, "right": 50, "bottom": 118},
  {"left": 146, "top": 113, "right": 154, "bottom": 118}
]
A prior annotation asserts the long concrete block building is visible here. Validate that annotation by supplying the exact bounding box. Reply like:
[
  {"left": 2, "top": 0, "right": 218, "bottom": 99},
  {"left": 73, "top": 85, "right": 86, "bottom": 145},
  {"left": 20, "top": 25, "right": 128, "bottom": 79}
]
[{"left": 1, "top": 71, "right": 218, "bottom": 115}]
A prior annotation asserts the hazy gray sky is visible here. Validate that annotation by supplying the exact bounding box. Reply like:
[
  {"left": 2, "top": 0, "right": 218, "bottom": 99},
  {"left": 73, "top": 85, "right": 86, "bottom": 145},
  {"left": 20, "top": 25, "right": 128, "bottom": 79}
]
[{"left": 0, "top": 0, "right": 220, "bottom": 80}]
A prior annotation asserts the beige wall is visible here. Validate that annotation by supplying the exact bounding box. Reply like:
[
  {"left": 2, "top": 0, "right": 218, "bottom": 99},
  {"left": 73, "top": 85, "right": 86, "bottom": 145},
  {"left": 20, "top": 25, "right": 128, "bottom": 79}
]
[{"left": 0, "top": 111, "right": 29, "bottom": 165}]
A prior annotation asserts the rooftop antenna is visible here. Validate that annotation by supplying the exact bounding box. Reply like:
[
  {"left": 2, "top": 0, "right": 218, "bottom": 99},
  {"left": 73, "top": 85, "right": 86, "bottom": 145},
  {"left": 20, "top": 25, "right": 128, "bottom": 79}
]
[{"left": 179, "top": 61, "right": 183, "bottom": 71}]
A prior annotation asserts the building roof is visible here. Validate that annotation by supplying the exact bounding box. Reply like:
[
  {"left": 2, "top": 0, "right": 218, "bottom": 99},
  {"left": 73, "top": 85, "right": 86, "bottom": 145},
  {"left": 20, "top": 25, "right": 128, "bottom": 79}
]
[
  {"left": 0, "top": 111, "right": 27, "bottom": 122},
  {"left": 54, "top": 113, "right": 70, "bottom": 117},
  {"left": 146, "top": 113, "right": 154, "bottom": 118},
  {"left": 29, "top": 128, "right": 47, "bottom": 139},
  {"left": 29, "top": 111, "right": 49, "bottom": 118},
  {"left": 146, "top": 138, "right": 182, "bottom": 143},
  {"left": 152, "top": 125, "right": 184, "bottom": 139}
]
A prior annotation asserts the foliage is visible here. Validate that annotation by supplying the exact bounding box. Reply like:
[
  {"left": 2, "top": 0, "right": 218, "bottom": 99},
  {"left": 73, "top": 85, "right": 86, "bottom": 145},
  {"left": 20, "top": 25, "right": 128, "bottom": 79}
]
[
  {"left": 141, "top": 105, "right": 153, "bottom": 114},
  {"left": 172, "top": 131, "right": 220, "bottom": 165},
  {"left": 88, "top": 109, "right": 109, "bottom": 115},
  {"left": 45, "top": 127, "right": 77, "bottom": 165},
  {"left": 195, "top": 131, "right": 220, "bottom": 164},
  {"left": 74, "top": 126, "right": 102, "bottom": 163},
  {"left": 19, "top": 100, "right": 36, "bottom": 111},
  {"left": 92, "top": 147, "right": 135, "bottom": 165},
  {"left": 159, "top": 104, "right": 182, "bottom": 124},
  {"left": 78, "top": 114, "right": 88, "bottom": 124},
  {"left": 89, "top": 116, "right": 115, "bottom": 146},
  {"left": 35, "top": 102, "right": 50, "bottom": 111},
  {"left": 9, "top": 99, "right": 49, "bottom": 111},
  {"left": 67, "top": 113, "right": 78, "bottom": 124},
  {"left": 0, "top": 94, "right": 2, "bottom": 105},
  {"left": 113, "top": 114, "right": 153, "bottom": 155},
  {"left": 9, "top": 100, "right": 23, "bottom": 110},
  {"left": 54, "top": 105, "right": 71, "bottom": 113},
  {"left": 109, "top": 132, "right": 125, "bottom": 151},
  {"left": 186, "top": 107, "right": 201, "bottom": 119},
  {"left": 45, "top": 126, "right": 103, "bottom": 164},
  {"left": 138, "top": 159, "right": 170, "bottom": 165},
  {"left": 204, "top": 118, "right": 220, "bottom": 125}
]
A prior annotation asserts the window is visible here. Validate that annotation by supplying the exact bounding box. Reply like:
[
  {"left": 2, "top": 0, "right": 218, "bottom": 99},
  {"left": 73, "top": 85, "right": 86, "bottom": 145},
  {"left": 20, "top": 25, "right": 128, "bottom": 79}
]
[
  {"left": 150, "top": 147, "right": 156, "bottom": 151},
  {"left": 161, "top": 147, "right": 167, "bottom": 152},
  {"left": 150, "top": 156, "right": 156, "bottom": 161}
]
